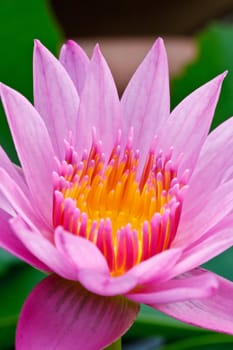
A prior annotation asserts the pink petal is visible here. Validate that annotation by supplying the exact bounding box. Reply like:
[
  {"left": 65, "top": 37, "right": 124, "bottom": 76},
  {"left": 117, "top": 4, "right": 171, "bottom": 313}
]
[
  {"left": 76, "top": 44, "right": 122, "bottom": 157},
  {"left": 0, "top": 210, "right": 50, "bottom": 272},
  {"left": 0, "top": 159, "right": 15, "bottom": 216},
  {"left": 127, "top": 270, "right": 218, "bottom": 304},
  {"left": 78, "top": 249, "right": 182, "bottom": 296},
  {"left": 158, "top": 73, "right": 226, "bottom": 175},
  {"left": 59, "top": 40, "right": 89, "bottom": 94},
  {"left": 169, "top": 214, "right": 233, "bottom": 278},
  {"left": 0, "top": 146, "right": 27, "bottom": 192},
  {"left": 54, "top": 226, "right": 109, "bottom": 274},
  {"left": 155, "top": 269, "right": 233, "bottom": 335},
  {"left": 0, "top": 167, "right": 49, "bottom": 235},
  {"left": 0, "top": 83, "right": 56, "bottom": 225},
  {"left": 174, "top": 178, "right": 233, "bottom": 248},
  {"left": 121, "top": 38, "right": 170, "bottom": 164},
  {"left": 56, "top": 228, "right": 182, "bottom": 295},
  {"left": 126, "top": 248, "right": 182, "bottom": 285},
  {"left": 78, "top": 269, "right": 138, "bottom": 296},
  {"left": 11, "top": 217, "right": 77, "bottom": 280},
  {"left": 33, "top": 40, "right": 80, "bottom": 159},
  {"left": 55, "top": 227, "right": 137, "bottom": 296},
  {"left": 183, "top": 116, "right": 233, "bottom": 215},
  {"left": 0, "top": 192, "right": 15, "bottom": 216},
  {"left": 16, "top": 274, "right": 139, "bottom": 350}
]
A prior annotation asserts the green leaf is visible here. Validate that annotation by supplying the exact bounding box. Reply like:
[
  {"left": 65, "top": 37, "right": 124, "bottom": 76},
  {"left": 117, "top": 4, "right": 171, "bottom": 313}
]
[
  {"left": 0, "top": 0, "right": 63, "bottom": 162},
  {"left": 162, "top": 334, "right": 233, "bottom": 350},
  {"left": 124, "top": 305, "right": 206, "bottom": 343},
  {"left": 0, "top": 249, "right": 21, "bottom": 277},
  {"left": 204, "top": 247, "right": 233, "bottom": 281},
  {"left": 0, "top": 264, "right": 45, "bottom": 348}
]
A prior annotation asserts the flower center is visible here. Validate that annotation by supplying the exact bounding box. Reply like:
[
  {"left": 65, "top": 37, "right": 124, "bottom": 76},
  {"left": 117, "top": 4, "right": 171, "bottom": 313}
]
[{"left": 53, "top": 132, "right": 187, "bottom": 276}]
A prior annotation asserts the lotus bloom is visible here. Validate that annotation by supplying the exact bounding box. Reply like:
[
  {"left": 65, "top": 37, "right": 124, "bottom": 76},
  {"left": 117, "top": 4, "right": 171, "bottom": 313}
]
[{"left": 1, "top": 38, "right": 233, "bottom": 350}]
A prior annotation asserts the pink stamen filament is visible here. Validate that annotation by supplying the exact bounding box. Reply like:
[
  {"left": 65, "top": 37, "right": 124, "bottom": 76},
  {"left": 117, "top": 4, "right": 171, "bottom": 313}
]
[{"left": 53, "top": 132, "right": 187, "bottom": 276}]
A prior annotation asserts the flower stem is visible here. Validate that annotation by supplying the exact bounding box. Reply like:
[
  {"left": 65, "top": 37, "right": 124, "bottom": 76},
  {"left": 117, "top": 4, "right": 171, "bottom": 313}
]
[{"left": 104, "top": 337, "right": 122, "bottom": 350}]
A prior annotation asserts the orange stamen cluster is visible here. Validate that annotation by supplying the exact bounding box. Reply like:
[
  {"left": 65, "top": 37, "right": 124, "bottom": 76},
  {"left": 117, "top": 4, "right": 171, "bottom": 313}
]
[{"left": 53, "top": 132, "right": 187, "bottom": 276}]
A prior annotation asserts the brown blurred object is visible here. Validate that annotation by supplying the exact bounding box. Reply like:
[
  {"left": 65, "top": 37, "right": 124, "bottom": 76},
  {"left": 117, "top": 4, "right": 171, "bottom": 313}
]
[
  {"left": 50, "top": 0, "right": 231, "bottom": 91},
  {"left": 50, "top": 0, "right": 233, "bottom": 37},
  {"left": 77, "top": 37, "right": 197, "bottom": 92}
]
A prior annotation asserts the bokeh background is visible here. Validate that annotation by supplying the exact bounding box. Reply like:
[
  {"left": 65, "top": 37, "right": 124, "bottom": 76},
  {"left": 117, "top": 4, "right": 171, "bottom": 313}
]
[{"left": 1, "top": 0, "right": 233, "bottom": 349}]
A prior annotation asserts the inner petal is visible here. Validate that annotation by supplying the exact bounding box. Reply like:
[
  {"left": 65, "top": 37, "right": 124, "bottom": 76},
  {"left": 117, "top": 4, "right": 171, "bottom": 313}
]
[{"left": 53, "top": 131, "right": 187, "bottom": 276}]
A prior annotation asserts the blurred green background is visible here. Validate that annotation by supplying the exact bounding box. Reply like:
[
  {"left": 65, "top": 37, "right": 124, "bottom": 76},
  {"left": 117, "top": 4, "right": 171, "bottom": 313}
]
[{"left": 1, "top": 0, "right": 233, "bottom": 349}]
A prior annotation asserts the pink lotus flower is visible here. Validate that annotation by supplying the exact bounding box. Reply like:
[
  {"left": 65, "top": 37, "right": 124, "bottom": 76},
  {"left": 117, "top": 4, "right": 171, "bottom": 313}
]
[{"left": 1, "top": 38, "right": 233, "bottom": 349}]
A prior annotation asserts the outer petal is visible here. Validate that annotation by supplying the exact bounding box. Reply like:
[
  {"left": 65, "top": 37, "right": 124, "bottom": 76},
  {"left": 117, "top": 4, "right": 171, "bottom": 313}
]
[
  {"left": 0, "top": 159, "right": 16, "bottom": 215},
  {"left": 168, "top": 214, "right": 233, "bottom": 278},
  {"left": 127, "top": 270, "right": 218, "bottom": 304},
  {"left": 157, "top": 73, "right": 226, "bottom": 175},
  {"left": 16, "top": 274, "right": 139, "bottom": 350},
  {"left": 55, "top": 227, "right": 137, "bottom": 295},
  {"left": 154, "top": 270, "right": 233, "bottom": 335},
  {"left": 0, "top": 146, "right": 27, "bottom": 192},
  {"left": 11, "top": 217, "right": 77, "bottom": 280},
  {"left": 55, "top": 228, "right": 182, "bottom": 296},
  {"left": 78, "top": 249, "right": 182, "bottom": 296},
  {"left": 33, "top": 40, "right": 80, "bottom": 159},
  {"left": 121, "top": 38, "right": 170, "bottom": 164},
  {"left": 78, "top": 270, "right": 138, "bottom": 296},
  {"left": 76, "top": 45, "right": 122, "bottom": 157},
  {"left": 183, "top": 116, "right": 233, "bottom": 215},
  {"left": 125, "top": 248, "right": 182, "bottom": 285},
  {"left": 0, "top": 168, "right": 49, "bottom": 234},
  {"left": 0, "top": 192, "right": 15, "bottom": 216},
  {"left": 0, "top": 210, "right": 50, "bottom": 272},
  {"left": 0, "top": 83, "right": 56, "bottom": 225},
  {"left": 59, "top": 40, "right": 89, "bottom": 94},
  {"left": 174, "top": 178, "right": 233, "bottom": 248},
  {"left": 54, "top": 227, "right": 109, "bottom": 274}
]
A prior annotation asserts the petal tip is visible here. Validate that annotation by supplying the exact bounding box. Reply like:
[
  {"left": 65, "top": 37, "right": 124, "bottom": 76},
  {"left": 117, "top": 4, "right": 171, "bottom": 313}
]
[
  {"left": 34, "top": 39, "right": 42, "bottom": 50},
  {"left": 155, "top": 36, "right": 165, "bottom": 47},
  {"left": 0, "top": 83, "right": 15, "bottom": 103},
  {"left": 33, "top": 40, "right": 50, "bottom": 58},
  {"left": 91, "top": 43, "right": 108, "bottom": 68},
  {"left": 206, "top": 71, "right": 227, "bottom": 95},
  {"left": 66, "top": 39, "right": 76, "bottom": 46},
  {"left": 62, "top": 39, "right": 77, "bottom": 52},
  {"left": 152, "top": 36, "right": 166, "bottom": 55},
  {"left": 213, "top": 71, "right": 228, "bottom": 85},
  {"left": 221, "top": 70, "right": 228, "bottom": 80},
  {"left": 60, "top": 39, "right": 87, "bottom": 59},
  {"left": 0, "top": 82, "right": 6, "bottom": 96},
  {"left": 92, "top": 43, "right": 102, "bottom": 60}
]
